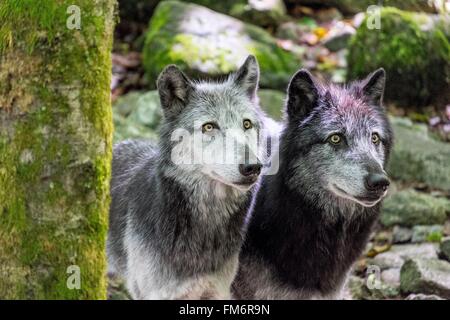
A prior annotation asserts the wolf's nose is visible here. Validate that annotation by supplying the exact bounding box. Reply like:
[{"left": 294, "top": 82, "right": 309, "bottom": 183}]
[
  {"left": 365, "top": 173, "right": 390, "bottom": 191},
  {"left": 239, "top": 163, "right": 262, "bottom": 177}
]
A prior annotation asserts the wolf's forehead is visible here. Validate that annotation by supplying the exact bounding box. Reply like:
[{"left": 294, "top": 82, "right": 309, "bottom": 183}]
[
  {"left": 189, "top": 88, "right": 255, "bottom": 118},
  {"left": 318, "top": 91, "right": 382, "bottom": 134}
]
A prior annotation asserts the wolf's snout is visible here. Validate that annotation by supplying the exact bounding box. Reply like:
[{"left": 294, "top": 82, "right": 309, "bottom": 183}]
[
  {"left": 365, "top": 173, "right": 390, "bottom": 192},
  {"left": 239, "top": 163, "right": 262, "bottom": 177}
]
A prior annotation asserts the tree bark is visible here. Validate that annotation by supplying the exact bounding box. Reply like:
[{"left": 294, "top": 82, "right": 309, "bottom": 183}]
[{"left": 0, "top": 0, "right": 116, "bottom": 299}]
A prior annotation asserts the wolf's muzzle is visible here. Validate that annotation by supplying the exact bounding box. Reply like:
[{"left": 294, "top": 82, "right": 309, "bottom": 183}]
[{"left": 364, "top": 173, "right": 390, "bottom": 192}]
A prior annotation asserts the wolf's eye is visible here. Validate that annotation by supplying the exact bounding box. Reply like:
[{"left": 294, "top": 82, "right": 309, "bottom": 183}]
[
  {"left": 329, "top": 134, "right": 342, "bottom": 144},
  {"left": 202, "top": 123, "right": 215, "bottom": 133},
  {"left": 243, "top": 119, "right": 253, "bottom": 130},
  {"left": 372, "top": 133, "right": 380, "bottom": 144}
]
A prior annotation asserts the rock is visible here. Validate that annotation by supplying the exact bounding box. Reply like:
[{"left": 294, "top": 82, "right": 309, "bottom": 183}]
[
  {"left": 370, "top": 243, "right": 438, "bottom": 269},
  {"left": 113, "top": 90, "right": 162, "bottom": 128},
  {"left": 347, "top": 8, "right": 450, "bottom": 108},
  {"left": 400, "top": 258, "right": 450, "bottom": 298},
  {"left": 381, "top": 268, "right": 401, "bottom": 288},
  {"left": 388, "top": 117, "right": 450, "bottom": 191},
  {"left": 112, "top": 90, "right": 161, "bottom": 142},
  {"left": 127, "top": 91, "right": 162, "bottom": 129},
  {"left": 322, "top": 22, "right": 355, "bottom": 52},
  {"left": 444, "top": 221, "right": 450, "bottom": 236},
  {"left": 439, "top": 237, "right": 450, "bottom": 261},
  {"left": 276, "top": 21, "right": 310, "bottom": 42},
  {"left": 381, "top": 189, "right": 449, "bottom": 227},
  {"left": 316, "top": 7, "right": 343, "bottom": 23},
  {"left": 405, "top": 293, "right": 444, "bottom": 300},
  {"left": 346, "top": 275, "right": 399, "bottom": 300},
  {"left": 411, "top": 225, "right": 444, "bottom": 243},
  {"left": 392, "top": 226, "right": 413, "bottom": 244},
  {"left": 258, "top": 89, "right": 285, "bottom": 120},
  {"left": 113, "top": 113, "right": 158, "bottom": 143},
  {"left": 370, "top": 251, "right": 404, "bottom": 269},
  {"left": 228, "top": 0, "right": 288, "bottom": 27},
  {"left": 143, "top": 1, "right": 299, "bottom": 90}
]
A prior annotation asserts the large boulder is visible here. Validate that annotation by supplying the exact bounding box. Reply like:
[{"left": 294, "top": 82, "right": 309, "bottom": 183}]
[
  {"left": 388, "top": 117, "right": 450, "bottom": 191},
  {"left": 381, "top": 189, "right": 450, "bottom": 227},
  {"left": 142, "top": 1, "right": 299, "bottom": 90},
  {"left": 400, "top": 258, "right": 450, "bottom": 298},
  {"left": 347, "top": 8, "right": 450, "bottom": 108}
]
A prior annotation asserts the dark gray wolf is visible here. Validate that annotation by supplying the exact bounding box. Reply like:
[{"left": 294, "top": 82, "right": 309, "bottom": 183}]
[
  {"left": 108, "top": 56, "right": 266, "bottom": 299},
  {"left": 232, "top": 68, "right": 393, "bottom": 299}
]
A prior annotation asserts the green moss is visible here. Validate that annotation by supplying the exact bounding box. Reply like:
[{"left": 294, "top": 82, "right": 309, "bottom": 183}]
[
  {"left": 427, "top": 232, "right": 443, "bottom": 243},
  {"left": 0, "top": 0, "right": 115, "bottom": 299},
  {"left": 347, "top": 7, "right": 450, "bottom": 108},
  {"left": 142, "top": 1, "right": 299, "bottom": 90}
]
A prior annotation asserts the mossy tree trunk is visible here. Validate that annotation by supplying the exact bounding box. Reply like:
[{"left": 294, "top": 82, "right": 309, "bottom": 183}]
[{"left": 0, "top": 0, "right": 116, "bottom": 299}]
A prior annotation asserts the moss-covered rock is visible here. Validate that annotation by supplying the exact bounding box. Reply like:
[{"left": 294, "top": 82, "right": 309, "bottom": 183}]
[
  {"left": 388, "top": 117, "right": 450, "bottom": 191},
  {"left": 347, "top": 7, "right": 450, "bottom": 108},
  {"left": 0, "top": 0, "right": 115, "bottom": 299},
  {"left": 400, "top": 258, "right": 450, "bottom": 298},
  {"left": 381, "top": 189, "right": 450, "bottom": 227},
  {"left": 112, "top": 91, "right": 161, "bottom": 142},
  {"left": 142, "top": 1, "right": 299, "bottom": 90}
]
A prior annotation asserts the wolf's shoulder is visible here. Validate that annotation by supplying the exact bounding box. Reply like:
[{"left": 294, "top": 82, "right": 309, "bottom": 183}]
[
  {"left": 114, "top": 139, "right": 158, "bottom": 158},
  {"left": 112, "top": 139, "right": 159, "bottom": 179}
]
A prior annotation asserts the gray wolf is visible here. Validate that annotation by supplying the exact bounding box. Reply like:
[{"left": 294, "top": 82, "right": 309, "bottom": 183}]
[
  {"left": 108, "top": 55, "right": 266, "bottom": 299},
  {"left": 232, "top": 68, "right": 393, "bottom": 299}
]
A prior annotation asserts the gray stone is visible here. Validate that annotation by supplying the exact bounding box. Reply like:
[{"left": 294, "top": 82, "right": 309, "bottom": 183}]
[
  {"left": 381, "top": 268, "right": 401, "bottom": 288},
  {"left": 400, "top": 258, "right": 450, "bottom": 299},
  {"left": 381, "top": 189, "right": 449, "bottom": 227},
  {"left": 346, "top": 275, "right": 399, "bottom": 300},
  {"left": 411, "top": 225, "right": 444, "bottom": 243},
  {"left": 387, "top": 117, "right": 450, "bottom": 192},
  {"left": 113, "top": 113, "right": 158, "bottom": 143},
  {"left": 370, "top": 243, "right": 438, "bottom": 270},
  {"left": 322, "top": 22, "right": 355, "bottom": 52},
  {"left": 114, "top": 90, "right": 162, "bottom": 129},
  {"left": 439, "top": 237, "right": 450, "bottom": 261},
  {"left": 392, "top": 226, "right": 413, "bottom": 244},
  {"left": 405, "top": 293, "right": 444, "bottom": 300}
]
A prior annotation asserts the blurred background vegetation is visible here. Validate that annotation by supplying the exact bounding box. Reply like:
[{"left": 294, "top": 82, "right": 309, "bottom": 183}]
[{"left": 109, "top": 0, "right": 450, "bottom": 300}]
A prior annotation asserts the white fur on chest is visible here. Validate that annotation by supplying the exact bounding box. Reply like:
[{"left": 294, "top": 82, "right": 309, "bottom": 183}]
[{"left": 124, "top": 224, "right": 239, "bottom": 300}]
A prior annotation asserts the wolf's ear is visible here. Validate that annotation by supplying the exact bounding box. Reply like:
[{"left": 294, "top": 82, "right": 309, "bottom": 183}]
[
  {"left": 361, "top": 68, "right": 385, "bottom": 106},
  {"left": 286, "top": 69, "right": 318, "bottom": 120},
  {"left": 234, "top": 55, "right": 259, "bottom": 100},
  {"left": 157, "top": 65, "right": 193, "bottom": 117}
]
